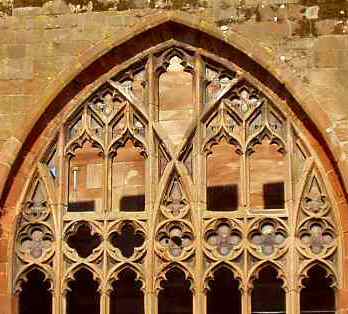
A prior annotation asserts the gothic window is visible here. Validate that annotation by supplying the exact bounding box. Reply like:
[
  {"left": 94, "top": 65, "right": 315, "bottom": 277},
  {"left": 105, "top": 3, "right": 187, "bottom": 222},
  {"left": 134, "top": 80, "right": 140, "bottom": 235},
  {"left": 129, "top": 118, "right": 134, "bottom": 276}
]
[{"left": 13, "top": 43, "right": 340, "bottom": 314}]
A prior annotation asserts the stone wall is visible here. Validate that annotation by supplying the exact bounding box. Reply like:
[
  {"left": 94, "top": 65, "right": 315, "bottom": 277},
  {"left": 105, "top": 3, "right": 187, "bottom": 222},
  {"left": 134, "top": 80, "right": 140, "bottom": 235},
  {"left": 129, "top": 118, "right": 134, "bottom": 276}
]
[{"left": 0, "top": 1, "right": 348, "bottom": 313}]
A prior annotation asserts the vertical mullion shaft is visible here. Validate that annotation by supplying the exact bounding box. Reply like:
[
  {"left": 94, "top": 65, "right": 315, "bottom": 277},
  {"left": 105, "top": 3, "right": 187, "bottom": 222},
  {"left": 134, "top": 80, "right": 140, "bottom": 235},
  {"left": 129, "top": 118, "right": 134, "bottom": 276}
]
[
  {"left": 56, "top": 126, "right": 65, "bottom": 314},
  {"left": 145, "top": 54, "right": 157, "bottom": 314},
  {"left": 194, "top": 52, "right": 205, "bottom": 314}
]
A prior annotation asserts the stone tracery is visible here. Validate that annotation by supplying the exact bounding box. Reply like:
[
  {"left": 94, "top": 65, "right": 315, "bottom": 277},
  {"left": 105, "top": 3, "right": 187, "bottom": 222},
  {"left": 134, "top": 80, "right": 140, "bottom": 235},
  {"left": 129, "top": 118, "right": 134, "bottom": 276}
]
[{"left": 12, "top": 43, "right": 340, "bottom": 314}]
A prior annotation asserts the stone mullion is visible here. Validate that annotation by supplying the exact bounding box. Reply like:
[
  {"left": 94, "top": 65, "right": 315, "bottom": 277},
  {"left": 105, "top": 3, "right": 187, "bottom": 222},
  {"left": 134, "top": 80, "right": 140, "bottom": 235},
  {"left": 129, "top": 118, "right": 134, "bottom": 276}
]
[
  {"left": 56, "top": 126, "right": 65, "bottom": 314},
  {"left": 145, "top": 54, "right": 157, "bottom": 314},
  {"left": 102, "top": 219, "right": 108, "bottom": 314},
  {"left": 242, "top": 113, "right": 249, "bottom": 314},
  {"left": 194, "top": 53, "right": 205, "bottom": 314},
  {"left": 100, "top": 289, "right": 109, "bottom": 314},
  {"left": 105, "top": 119, "right": 110, "bottom": 213},
  {"left": 287, "top": 121, "right": 299, "bottom": 314},
  {"left": 243, "top": 291, "right": 251, "bottom": 314}
]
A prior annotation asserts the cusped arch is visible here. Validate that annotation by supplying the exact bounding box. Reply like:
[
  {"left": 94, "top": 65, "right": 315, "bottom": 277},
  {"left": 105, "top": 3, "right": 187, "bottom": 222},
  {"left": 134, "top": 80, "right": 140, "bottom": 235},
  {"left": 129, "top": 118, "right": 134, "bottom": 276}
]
[
  {"left": 14, "top": 264, "right": 54, "bottom": 295},
  {"left": 63, "top": 263, "right": 102, "bottom": 293},
  {"left": 203, "top": 261, "right": 244, "bottom": 293},
  {"left": 298, "top": 260, "right": 338, "bottom": 291},
  {"left": 248, "top": 261, "right": 288, "bottom": 293},
  {"left": 155, "top": 262, "right": 194, "bottom": 293},
  {"left": 106, "top": 263, "right": 145, "bottom": 293}
]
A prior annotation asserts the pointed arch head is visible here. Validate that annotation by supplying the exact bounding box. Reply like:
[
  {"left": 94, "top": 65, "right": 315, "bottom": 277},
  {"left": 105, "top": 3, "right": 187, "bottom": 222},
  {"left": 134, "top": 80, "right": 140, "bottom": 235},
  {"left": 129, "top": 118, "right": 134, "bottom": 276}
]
[
  {"left": 155, "top": 262, "right": 194, "bottom": 293},
  {"left": 106, "top": 263, "right": 145, "bottom": 294},
  {"left": 63, "top": 263, "right": 102, "bottom": 294},
  {"left": 14, "top": 264, "right": 54, "bottom": 295},
  {"left": 299, "top": 261, "right": 338, "bottom": 291},
  {"left": 2, "top": 14, "right": 348, "bottom": 314},
  {"left": 203, "top": 262, "right": 244, "bottom": 293},
  {"left": 248, "top": 261, "right": 288, "bottom": 293},
  {"left": 1, "top": 12, "right": 347, "bottom": 215}
]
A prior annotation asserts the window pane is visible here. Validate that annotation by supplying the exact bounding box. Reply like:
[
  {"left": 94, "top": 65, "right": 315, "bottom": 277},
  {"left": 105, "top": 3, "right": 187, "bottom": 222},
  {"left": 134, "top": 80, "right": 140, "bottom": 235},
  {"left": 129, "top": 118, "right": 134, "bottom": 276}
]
[
  {"left": 159, "top": 55, "right": 193, "bottom": 146},
  {"left": 110, "top": 269, "right": 144, "bottom": 314},
  {"left": 66, "top": 269, "right": 100, "bottom": 314}
]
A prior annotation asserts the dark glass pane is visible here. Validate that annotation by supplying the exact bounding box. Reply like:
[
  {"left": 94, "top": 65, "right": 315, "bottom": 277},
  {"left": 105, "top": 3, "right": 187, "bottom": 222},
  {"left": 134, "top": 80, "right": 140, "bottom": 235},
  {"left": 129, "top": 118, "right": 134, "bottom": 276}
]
[
  {"left": 68, "top": 201, "right": 95, "bottom": 212},
  {"left": 120, "top": 195, "right": 145, "bottom": 212}
]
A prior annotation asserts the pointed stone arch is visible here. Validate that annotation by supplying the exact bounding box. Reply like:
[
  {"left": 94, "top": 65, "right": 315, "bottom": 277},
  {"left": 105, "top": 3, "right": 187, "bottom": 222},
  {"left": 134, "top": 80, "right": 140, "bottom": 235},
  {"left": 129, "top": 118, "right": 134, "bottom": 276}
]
[{"left": 0, "top": 11, "right": 347, "bottom": 314}]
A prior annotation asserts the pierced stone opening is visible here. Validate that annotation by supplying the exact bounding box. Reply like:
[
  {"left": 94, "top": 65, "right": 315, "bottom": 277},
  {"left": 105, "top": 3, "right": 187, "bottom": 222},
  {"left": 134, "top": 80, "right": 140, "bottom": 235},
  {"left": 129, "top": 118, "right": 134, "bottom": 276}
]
[
  {"left": 251, "top": 266, "right": 285, "bottom": 314},
  {"left": 66, "top": 268, "right": 100, "bottom": 314},
  {"left": 300, "top": 265, "right": 335, "bottom": 314},
  {"left": 67, "top": 223, "right": 102, "bottom": 258},
  {"left": 112, "top": 140, "right": 145, "bottom": 212},
  {"left": 109, "top": 223, "right": 145, "bottom": 258},
  {"left": 158, "top": 268, "right": 192, "bottom": 314},
  {"left": 207, "top": 140, "right": 240, "bottom": 211},
  {"left": 249, "top": 139, "right": 287, "bottom": 210},
  {"left": 207, "top": 267, "right": 241, "bottom": 314},
  {"left": 110, "top": 268, "right": 144, "bottom": 314},
  {"left": 68, "top": 142, "right": 104, "bottom": 212},
  {"left": 19, "top": 269, "right": 52, "bottom": 314},
  {"left": 159, "top": 54, "right": 193, "bottom": 146}
]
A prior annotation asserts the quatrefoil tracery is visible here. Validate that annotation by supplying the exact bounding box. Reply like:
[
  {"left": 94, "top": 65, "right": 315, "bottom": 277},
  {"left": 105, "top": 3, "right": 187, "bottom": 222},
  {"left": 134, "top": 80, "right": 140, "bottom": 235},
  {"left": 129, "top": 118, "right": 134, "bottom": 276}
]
[
  {"left": 297, "top": 219, "right": 336, "bottom": 257},
  {"left": 22, "top": 200, "right": 49, "bottom": 222},
  {"left": 17, "top": 224, "right": 54, "bottom": 261},
  {"left": 64, "top": 221, "right": 103, "bottom": 261},
  {"left": 204, "top": 220, "right": 243, "bottom": 259},
  {"left": 156, "top": 221, "right": 194, "bottom": 260},
  {"left": 249, "top": 219, "right": 288, "bottom": 258},
  {"left": 88, "top": 85, "right": 127, "bottom": 119},
  {"left": 108, "top": 221, "right": 146, "bottom": 261},
  {"left": 225, "top": 85, "right": 264, "bottom": 118}
]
